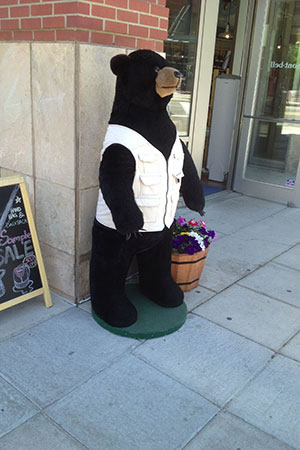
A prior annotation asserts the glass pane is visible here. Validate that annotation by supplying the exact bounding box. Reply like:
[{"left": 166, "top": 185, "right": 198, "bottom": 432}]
[
  {"left": 164, "top": 0, "right": 200, "bottom": 136},
  {"left": 245, "top": 0, "right": 300, "bottom": 187},
  {"left": 245, "top": 119, "right": 300, "bottom": 186}
]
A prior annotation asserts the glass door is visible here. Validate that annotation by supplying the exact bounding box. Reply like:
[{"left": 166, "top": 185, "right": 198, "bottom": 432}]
[{"left": 233, "top": 0, "right": 300, "bottom": 206}]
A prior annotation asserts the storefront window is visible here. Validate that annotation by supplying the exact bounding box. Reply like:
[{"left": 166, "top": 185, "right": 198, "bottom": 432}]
[
  {"left": 245, "top": 0, "right": 300, "bottom": 187},
  {"left": 164, "top": 0, "right": 201, "bottom": 136}
]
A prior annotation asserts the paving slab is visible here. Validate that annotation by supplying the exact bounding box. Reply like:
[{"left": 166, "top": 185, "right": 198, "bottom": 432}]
[
  {"left": 181, "top": 286, "right": 215, "bottom": 311},
  {"left": 46, "top": 354, "right": 218, "bottom": 450},
  {"left": 280, "top": 331, "right": 300, "bottom": 363},
  {"left": 134, "top": 314, "right": 273, "bottom": 406},
  {"left": 179, "top": 195, "right": 285, "bottom": 235},
  {"left": 0, "top": 413, "right": 86, "bottom": 449},
  {"left": 0, "top": 292, "right": 72, "bottom": 342},
  {"left": 184, "top": 411, "right": 293, "bottom": 450},
  {"left": 198, "top": 231, "right": 289, "bottom": 292},
  {"left": 273, "top": 244, "right": 300, "bottom": 272},
  {"left": 238, "top": 262, "right": 300, "bottom": 308},
  {"left": 78, "top": 300, "right": 91, "bottom": 313},
  {"left": 0, "top": 308, "right": 137, "bottom": 408},
  {"left": 232, "top": 206, "right": 300, "bottom": 247},
  {"left": 194, "top": 285, "right": 300, "bottom": 350},
  {"left": 228, "top": 355, "right": 300, "bottom": 449},
  {"left": 0, "top": 377, "right": 38, "bottom": 438}
]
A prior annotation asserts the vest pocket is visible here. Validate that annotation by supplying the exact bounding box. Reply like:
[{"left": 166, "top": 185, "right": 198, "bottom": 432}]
[
  {"left": 173, "top": 170, "right": 184, "bottom": 184},
  {"left": 139, "top": 175, "right": 162, "bottom": 195},
  {"left": 135, "top": 197, "right": 160, "bottom": 223}
]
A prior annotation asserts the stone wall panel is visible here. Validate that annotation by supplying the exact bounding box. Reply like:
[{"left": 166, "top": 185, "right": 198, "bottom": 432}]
[
  {"left": 0, "top": 43, "right": 33, "bottom": 176},
  {"left": 32, "top": 43, "right": 75, "bottom": 189}
]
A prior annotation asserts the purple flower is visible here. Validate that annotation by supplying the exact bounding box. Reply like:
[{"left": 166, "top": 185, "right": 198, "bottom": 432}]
[
  {"left": 172, "top": 216, "right": 215, "bottom": 255},
  {"left": 199, "top": 226, "right": 207, "bottom": 235},
  {"left": 207, "top": 230, "right": 215, "bottom": 239},
  {"left": 185, "top": 245, "right": 195, "bottom": 255},
  {"left": 177, "top": 216, "right": 186, "bottom": 226}
]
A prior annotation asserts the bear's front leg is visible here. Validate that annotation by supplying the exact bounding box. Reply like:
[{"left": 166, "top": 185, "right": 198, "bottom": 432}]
[
  {"left": 137, "top": 228, "right": 184, "bottom": 307},
  {"left": 90, "top": 221, "right": 137, "bottom": 327},
  {"left": 100, "top": 144, "right": 144, "bottom": 234}
]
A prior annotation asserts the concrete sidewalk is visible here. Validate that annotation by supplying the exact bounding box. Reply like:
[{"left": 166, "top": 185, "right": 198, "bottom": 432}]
[{"left": 0, "top": 191, "right": 300, "bottom": 450}]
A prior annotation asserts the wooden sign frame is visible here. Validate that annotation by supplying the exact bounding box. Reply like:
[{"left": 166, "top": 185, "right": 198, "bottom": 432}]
[{"left": 0, "top": 176, "right": 52, "bottom": 311}]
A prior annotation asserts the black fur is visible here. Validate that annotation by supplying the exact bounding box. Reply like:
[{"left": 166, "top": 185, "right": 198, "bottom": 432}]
[{"left": 90, "top": 50, "right": 205, "bottom": 328}]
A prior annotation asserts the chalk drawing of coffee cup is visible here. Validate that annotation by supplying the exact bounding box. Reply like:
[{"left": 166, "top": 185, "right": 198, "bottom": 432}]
[
  {"left": 0, "top": 269, "right": 6, "bottom": 298},
  {"left": 12, "top": 264, "right": 33, "bottom": 294}
]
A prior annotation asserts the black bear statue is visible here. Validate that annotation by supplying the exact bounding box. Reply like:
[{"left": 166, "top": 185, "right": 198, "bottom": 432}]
[{"left": 90, "top": 49, "right": 205, "bottom": 328}]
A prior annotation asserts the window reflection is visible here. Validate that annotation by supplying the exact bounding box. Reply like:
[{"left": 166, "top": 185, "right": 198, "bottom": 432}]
[{"left": 164, "top": 0, "right": 200, "bottom": 136}]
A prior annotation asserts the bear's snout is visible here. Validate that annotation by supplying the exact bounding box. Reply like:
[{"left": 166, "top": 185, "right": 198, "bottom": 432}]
[{"left": 155, "top": 67, "right": 182, "bottom": 98}]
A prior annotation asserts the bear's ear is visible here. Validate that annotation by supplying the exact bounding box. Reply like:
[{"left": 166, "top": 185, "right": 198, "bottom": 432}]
[{"left": 110, "top": 54, "right": 130, "bottom": 76}]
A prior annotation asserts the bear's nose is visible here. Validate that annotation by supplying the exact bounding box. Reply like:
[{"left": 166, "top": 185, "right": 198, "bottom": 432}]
[{"left": 174, "top": 71, "right": 182, "bottom": 78}]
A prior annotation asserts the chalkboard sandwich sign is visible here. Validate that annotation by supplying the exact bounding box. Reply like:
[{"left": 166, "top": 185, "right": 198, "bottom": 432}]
[{"left": 0, "top": 176, "right": 52, "bottom": 311}]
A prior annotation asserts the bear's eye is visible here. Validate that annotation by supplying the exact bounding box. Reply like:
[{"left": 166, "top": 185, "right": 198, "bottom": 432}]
[{"left": 154, "top": 66, "right": 160, "bottom": 73}]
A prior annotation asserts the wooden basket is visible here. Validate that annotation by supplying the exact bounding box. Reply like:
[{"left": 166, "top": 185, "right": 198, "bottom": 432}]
[{"left": 171, "top": 247, "right": 209, "bottom": 292}]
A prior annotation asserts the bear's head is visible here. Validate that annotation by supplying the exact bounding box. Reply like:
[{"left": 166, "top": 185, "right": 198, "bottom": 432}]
[{"left": 110, "top": 49, "right": 182, "bottom": 113}]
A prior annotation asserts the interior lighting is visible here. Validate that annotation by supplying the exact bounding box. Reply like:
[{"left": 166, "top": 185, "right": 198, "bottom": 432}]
[{"left": 218, "top": 1, "right": 233, "bottom": 40}]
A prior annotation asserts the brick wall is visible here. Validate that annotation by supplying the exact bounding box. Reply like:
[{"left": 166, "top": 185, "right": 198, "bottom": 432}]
[{"left": 0, "top": 0, "right": 169, "bottom": 51}]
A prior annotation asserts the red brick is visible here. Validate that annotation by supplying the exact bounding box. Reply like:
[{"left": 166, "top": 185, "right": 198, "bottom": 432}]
[
  {"left": 0, "top": 8, "right": 9, "bottom": 18},
  {"left": 140, "top": 14, "right": 158, "bottom": 27},
  {"left": 54, "top": 1, "right": 90, "bottom": 15},
  {"left": 67, "top": 15, "right": 78, "bottom": 27},
  {"left": 67, "top": 15, "right": 103, "bottom": 31},
  {"left": 10, "top": 6, "right": 30, "bottom": 18},
  {"left": 54, "top": 2, "right": 77, "bottom": 14},
  {"left": 75, "top": 29, "right": 89, "bottom": 41},
  {"left": 137, "top": 38, "right": 154, "bottom": 50},
  {"left": 92, "top": 5, "right": 115, "bottom": 19},
  {"left": 117, "top": 9, "right": 138, "bottom": 23},
  {"left": 1, "top": 19, "right": 19, "bottom": 30},
  {"left": 34, "top": 29, "right": 55, "bottom": 40},
  {"left": 57, "top": 29, "right": 90, "bottom": 42},
  {"left": 105, "top": 0, "right": 127, "bottom": 8},
  {"left": 20, "top": 0, "right": 41, "bottom": 3},
  {"left": 56, "top": 29, "right": 75, "bottom": 40},
  {"left": 129, "top": 0, "right": 149, "bottom": 13},
  {"left": 157, "top": 0, "right": 166, "bottom": 5},
  {"left": 105, "top": 20, "right": 127, "bottom": 34},
  {"left": 129, "top": 24, "right": 148, "bottom": 38},
  {"left": 150, "top": 4, "right": 169, "bottom": 17},
  {"left": 21, "top": 17, "right": 41, "bottom": 29},
  {"left": 14, "top": 30, "right": 33, "bottom": 40},
  {"left": 160, "top": 17, "right": 168, "bottom": 29},
  {"left": 149, "top": 27, "right": 167, "bottom": 40},
  {"left": 89, "top": 0, "right": 104, "bottom": 3},
  {"left": 155, "top": 40, "right": 164, "bottom": 52},
  {"left": 78, "top": 1, "right": 90, "bottom": 14},
  {"left": 114, "top": 34, "right": 135, "bottom": 48},
  {"left": 91, "top": 31, "right": 113, "bottom": 45},
  {"left": 0, "top": 31, "right": 13, "bottom": 40},
  {"left": 43, "top": 16, "right": 65, "bottom": 28},
  {"left": 1, "top": 0, "right": 18, "bottom": 5},
  {"left": 31, "top": 4, "right": 52, "bottom": 16}
]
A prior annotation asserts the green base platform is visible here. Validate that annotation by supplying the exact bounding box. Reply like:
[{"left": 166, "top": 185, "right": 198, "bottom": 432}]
[{"left": 92, "top": 284, "right": 187, "bottom": 339}]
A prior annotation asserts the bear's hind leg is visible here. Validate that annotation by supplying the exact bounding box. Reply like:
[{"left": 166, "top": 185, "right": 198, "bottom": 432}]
[
  {"left": 90, "top": 222, "right": 137, "bottom": 328},
  {"left": 137, "top": 229, "right": 184, "bottom": 308}
]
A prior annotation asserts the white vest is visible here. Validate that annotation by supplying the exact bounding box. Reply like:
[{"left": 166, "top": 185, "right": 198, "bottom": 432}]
[{"left": 96, "top": 124, "right": 184, "bottom": 232}]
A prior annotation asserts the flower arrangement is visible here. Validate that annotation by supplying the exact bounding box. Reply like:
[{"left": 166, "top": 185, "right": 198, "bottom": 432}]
[{"left": 172, "top": 216, "right": 216, "bottom": 255}]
